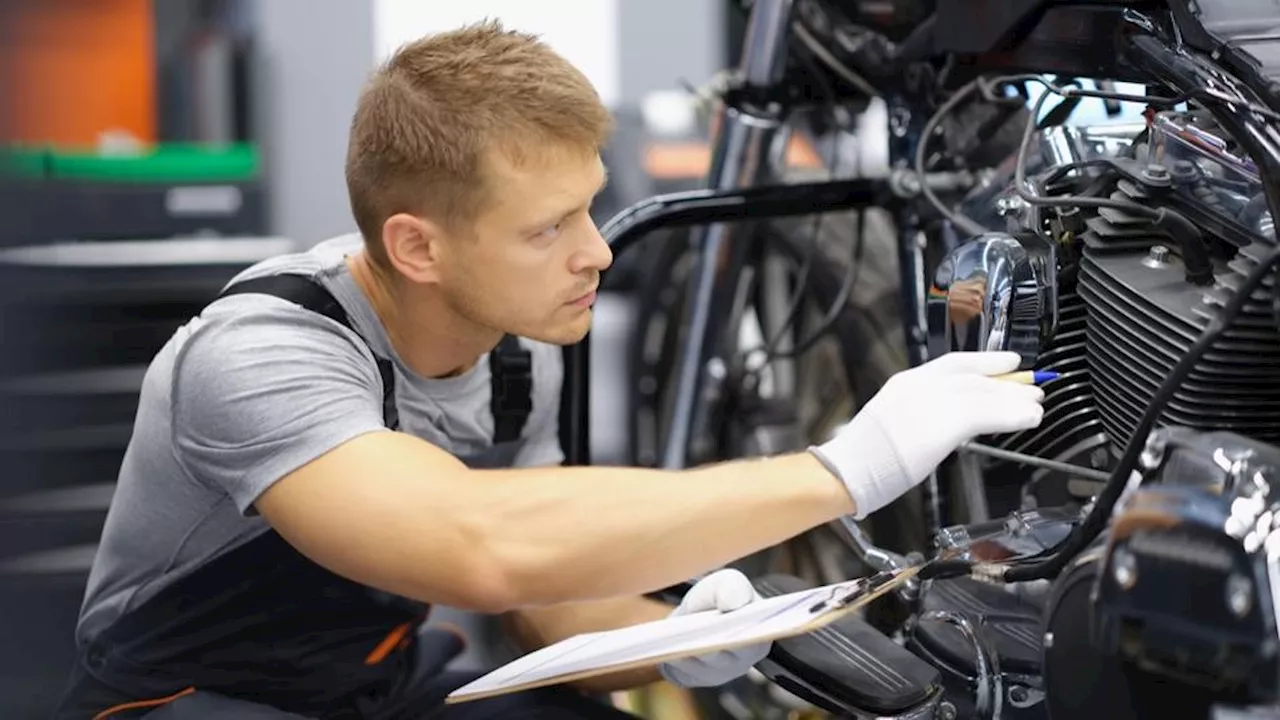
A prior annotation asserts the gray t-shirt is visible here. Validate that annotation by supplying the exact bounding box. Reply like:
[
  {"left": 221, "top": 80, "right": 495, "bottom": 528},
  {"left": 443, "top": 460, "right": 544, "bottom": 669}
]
[{"left": 76, "top": 234, "right": 564, "bottom": 645}]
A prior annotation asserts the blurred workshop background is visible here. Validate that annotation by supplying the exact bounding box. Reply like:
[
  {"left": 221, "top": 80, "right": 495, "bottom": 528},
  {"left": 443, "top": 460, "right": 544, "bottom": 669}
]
[
  {"left": 0, "top": 1, "right": 822, "bottom": 718},
  {"left": 0, "top": 2, "right": 1155, "bottom": 718}
]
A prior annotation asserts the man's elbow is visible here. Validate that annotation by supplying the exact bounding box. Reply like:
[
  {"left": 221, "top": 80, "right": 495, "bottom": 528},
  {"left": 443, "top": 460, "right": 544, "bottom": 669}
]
[
  {"left": 413, "top": 494, "right": 566, "bottom": 613},
  {"left": 448, "top": 531, "right": 566, "bottom": 614},
  {"left": 436, "top": 517, "right": 529, "bottom": 614},
  {"left": 452, "top": 552, "right": 523, "bottom": 614}
]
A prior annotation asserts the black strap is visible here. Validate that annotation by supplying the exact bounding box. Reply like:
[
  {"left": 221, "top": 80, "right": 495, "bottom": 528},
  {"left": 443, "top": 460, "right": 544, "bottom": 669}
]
[
  {"left": 216, "top": 274, "right": 533, "bottom": 443},
  {"left": 489, "top": 334, "right": 533, "bottom": 443},
  {"left": 217, "top": 274, "right": 400, "bottom": 431}
]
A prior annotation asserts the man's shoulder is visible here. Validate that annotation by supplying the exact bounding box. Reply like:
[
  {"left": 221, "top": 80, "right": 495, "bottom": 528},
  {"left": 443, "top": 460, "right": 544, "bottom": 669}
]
[
  {"left": 222, "top": 233, "right": 362, "bottom": 287},
  {"left": 188, "top": 233, "right": 369, "bottom": 354},
  {"left": 172, "top": 289, "right": 377, "bottom": 398}
]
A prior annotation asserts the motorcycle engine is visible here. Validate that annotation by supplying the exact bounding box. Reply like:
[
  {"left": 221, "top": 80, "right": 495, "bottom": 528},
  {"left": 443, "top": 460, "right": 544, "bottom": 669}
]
[
  {"left": 938, "top": 109, "right": 1280, "bottom": 510},
  {"left": 1039, "top": 427, "right": 1280, "bottom": 720}
]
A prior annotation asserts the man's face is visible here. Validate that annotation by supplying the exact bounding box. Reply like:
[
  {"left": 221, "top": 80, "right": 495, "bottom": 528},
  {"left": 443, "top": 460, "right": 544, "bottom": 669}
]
[{"left": 440, "top": 148, "right": 613, "bottom": 345}]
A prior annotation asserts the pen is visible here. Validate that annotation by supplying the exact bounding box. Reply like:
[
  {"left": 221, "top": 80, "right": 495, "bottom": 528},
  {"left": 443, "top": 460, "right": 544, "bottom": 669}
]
[{"left": 993, "top": 370, "right": 1060, "bottom": 385}]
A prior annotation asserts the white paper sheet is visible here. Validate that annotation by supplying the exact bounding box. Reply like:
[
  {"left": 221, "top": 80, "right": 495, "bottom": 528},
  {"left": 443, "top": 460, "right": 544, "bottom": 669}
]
[{"left": 447, "top": 577, "right": 869, "bottom": 701}]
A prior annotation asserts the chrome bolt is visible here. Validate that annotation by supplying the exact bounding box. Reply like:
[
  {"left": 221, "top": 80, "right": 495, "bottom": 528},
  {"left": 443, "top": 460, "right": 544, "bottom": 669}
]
[
  {"left": 1139, "top": 431, "right": 1168, "bottom": 471},
  {"left": 995, "top": 196, "right": 1026, "bottom": 217},
  {"left": 1143, "top": 244, "right": 1172, "bottom": 268},
  {"left": 1227, "top": 573, "right": 1254, "bottom": 618},
  {"left": 1142, "top": 163, "right": 1172, "bottom": 187},
  {"left": 1113, "top": 546, "right": 1138, "bottom": 589},
  {"left": 706, "top": 358, "right": 727, "bottom": 382}
]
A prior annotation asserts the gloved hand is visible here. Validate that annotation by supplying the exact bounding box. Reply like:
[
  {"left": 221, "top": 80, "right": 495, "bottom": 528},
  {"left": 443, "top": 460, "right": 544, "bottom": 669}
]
[
  {"left": 657, "top": 569, "right": 771, "bottom": 688},
  {"left": 812, "top": 351, "right": 1046, "bottom": 520}
]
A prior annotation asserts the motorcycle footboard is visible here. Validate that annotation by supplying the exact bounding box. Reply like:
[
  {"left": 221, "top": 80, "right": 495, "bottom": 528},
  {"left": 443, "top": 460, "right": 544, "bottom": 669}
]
[
  {"left": 911, "top": 576, "right": 1044, "bottom": 677},
  {"left": 753, "top": 574, "right": 942, "bottom": 717}
]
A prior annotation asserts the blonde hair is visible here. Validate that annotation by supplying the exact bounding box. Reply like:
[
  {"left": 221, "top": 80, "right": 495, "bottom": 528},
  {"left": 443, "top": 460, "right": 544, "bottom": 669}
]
[{"left": 345, "top": 20, "right": 613, "bottom": 262}]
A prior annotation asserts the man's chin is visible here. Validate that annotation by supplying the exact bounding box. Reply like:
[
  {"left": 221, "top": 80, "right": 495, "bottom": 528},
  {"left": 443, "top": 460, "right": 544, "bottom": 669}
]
[{"left": 522, "top": 313, "right": 592, "bottom": 346}]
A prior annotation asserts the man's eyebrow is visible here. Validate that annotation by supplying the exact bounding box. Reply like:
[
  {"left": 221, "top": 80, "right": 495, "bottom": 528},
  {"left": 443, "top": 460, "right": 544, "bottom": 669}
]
[{"left": 523, "top": 170, "right": 611, "bottom": 234}]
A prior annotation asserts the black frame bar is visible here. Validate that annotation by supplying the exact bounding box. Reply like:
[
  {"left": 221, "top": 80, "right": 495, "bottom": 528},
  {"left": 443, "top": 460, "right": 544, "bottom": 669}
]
[{"left": 559, "top": 177, "right": 899, "bottom": 466}]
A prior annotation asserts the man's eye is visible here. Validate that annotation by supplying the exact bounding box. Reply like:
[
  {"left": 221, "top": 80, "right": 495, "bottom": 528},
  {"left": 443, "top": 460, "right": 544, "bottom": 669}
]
[{"left": 539, "top": 222, "right": 563, "bottom": 239}]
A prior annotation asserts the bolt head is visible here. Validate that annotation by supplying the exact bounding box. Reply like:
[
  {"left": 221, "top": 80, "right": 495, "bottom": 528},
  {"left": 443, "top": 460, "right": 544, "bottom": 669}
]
[
  {"left": 1141, "top": 163, "right": 1173, "bottom": 187},
  {"left": 1227, "top": 573, "right": 1254, "bottom": 618},
  {"left": 1090, "top": 448, "right": 1110, "bottom": 469},
  {"left": 995, "top": 195, "right": 1025, "bottom": 217},
  {"left": 1112, "top": 546, "right": 1138, "bottom": 589},
  {"left": 1171, "top": 160, "right": 1198, "bottom": 179},
  {"left": 1139, "top": 430, "right": 1168, "bottom": 471}
]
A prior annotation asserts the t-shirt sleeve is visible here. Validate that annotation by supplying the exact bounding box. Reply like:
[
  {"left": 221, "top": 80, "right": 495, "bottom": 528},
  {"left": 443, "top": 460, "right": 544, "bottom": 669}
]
[{"left": 170, "top": 298, "right": 389, "bottom": 515}]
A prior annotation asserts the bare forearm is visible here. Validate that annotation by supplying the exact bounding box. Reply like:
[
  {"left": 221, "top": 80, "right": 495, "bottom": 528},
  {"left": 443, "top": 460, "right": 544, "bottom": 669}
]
[
  {"left": 470, "top": 451, "right": 851, "bottom": 607},
  {"left": 504, "top": 596, "right": 673, "bottom": 693},
  {"left": 257, "top": 433, "right": 850, "bottom": 615}
]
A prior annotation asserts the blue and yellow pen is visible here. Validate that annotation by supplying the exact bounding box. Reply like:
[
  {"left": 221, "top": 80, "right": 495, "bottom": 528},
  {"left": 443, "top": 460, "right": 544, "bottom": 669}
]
[{"left": 993, "top": 370, "right": 1060, "bottom": 385}]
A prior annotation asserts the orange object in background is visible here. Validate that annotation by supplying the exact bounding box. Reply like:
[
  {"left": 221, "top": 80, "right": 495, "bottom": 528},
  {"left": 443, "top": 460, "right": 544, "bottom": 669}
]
[
  {"left": 644, "top": 135, "right": 825, "bottom": 181},
  {"left": 0, "top": 0, "right": 156, "bottom": 148}
]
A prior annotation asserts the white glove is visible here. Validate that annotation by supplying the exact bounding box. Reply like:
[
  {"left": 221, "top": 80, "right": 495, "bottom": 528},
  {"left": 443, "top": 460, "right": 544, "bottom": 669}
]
[
  {"left": 657, "top": 569, "right": 771, "bottom": 688},
  {"left": 811, "top": 351, "right": 1046, "bottom": 520}
]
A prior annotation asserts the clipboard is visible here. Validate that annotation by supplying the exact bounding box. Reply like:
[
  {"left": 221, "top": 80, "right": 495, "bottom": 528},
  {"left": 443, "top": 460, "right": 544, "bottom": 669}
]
[{"left": 445, "top": 565, "right": 920, "bottom": 704}]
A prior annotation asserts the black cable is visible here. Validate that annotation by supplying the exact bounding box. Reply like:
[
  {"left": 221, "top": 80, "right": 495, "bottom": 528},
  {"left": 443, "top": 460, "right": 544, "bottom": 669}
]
[
  {"left": 766, "top": 209, "right": 867, "bottom": 361},
  {"left": 918, "top": 558, "right": 974, "bottom": 581},
  {"left": 1003, "top": 239, "right": 1280, "bottom": 582},
  {"left": 758, "top": 227, "right": 817, "bottom": 355},
  {"left": 750, "top": 45, "right": 851, "bottom": 365},
  {"left": 738, "top": 185, "right": 865, "bottom": 376},
  {"left": 1041, "top": 159, "right": 1116, "bottom": 187},
  {"left": 913, "top": 78, "right": 992, "bottom": 237},
  {"left": 911, "top": 72, "right": 1155, "bottom": 240},
  {"left": 1012, "top": 89, "right": 1162, "bottom": 218}
]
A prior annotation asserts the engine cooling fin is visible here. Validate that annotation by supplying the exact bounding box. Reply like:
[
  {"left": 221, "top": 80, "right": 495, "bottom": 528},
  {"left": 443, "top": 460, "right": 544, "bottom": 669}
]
[
  {"left": 996, "top": 281, "right": 1103, "bottom": 462},
  {"left": 1078, "top": 202, "right": 1280, "bottom": 449}
]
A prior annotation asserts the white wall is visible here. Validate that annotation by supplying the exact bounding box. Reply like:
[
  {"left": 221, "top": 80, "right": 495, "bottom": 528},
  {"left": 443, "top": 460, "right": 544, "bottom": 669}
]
[
  {"left": 253, "top": 0, "right": 373, "bottom": 245},
  {"left": 370, "top": 0, "right": 622, "bottom": 108},
  {"left": 255, "top": 0, "right": 719, "bottom": 245}
]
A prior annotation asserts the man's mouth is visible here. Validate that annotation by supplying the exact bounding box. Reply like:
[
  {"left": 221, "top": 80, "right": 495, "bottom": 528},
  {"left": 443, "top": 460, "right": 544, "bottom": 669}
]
[{"left": 567, "top": 288, "right": 598, "bottom": 307}]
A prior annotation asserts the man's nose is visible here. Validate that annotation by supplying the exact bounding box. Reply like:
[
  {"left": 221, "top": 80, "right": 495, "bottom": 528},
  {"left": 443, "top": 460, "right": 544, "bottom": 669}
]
[{"left": 570, "top": 223, "right": 613, "bottom": 275}]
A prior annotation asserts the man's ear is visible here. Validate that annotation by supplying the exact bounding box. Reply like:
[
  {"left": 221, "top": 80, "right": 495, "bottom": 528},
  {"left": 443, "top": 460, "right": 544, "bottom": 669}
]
[{"left": 381, "top": 213, "right": 445, "bottom": 284}]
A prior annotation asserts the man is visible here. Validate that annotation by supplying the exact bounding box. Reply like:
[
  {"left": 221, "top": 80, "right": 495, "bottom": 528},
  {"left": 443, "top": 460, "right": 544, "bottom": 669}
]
[{"left": 56, "top": 21, "right": 1045, "bottom": 720}]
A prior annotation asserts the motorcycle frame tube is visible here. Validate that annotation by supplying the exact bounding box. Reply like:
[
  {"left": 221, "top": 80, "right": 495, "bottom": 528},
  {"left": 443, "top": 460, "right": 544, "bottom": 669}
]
[
  {"left": 657, "top": 0, "right": 795, "bottom": 470},
  {"left": 558, "top": 177, "right": 899, "bottom": 466},
  {"left": 886, "top": 94, "right": 946, "bottom": 535}
]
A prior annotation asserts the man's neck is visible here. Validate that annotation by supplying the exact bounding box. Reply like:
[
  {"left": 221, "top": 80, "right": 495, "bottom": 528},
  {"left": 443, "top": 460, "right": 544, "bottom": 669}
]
[{"left": 346, "top": 251, "right": 499, "bottom": 379}]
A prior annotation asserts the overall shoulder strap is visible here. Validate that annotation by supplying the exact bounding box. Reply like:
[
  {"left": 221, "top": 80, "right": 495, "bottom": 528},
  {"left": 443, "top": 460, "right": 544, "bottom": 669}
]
[
  {"left": 489, "top": 334, "right": 533, "bottom": 444},
  {"left": 217, "top": 275, "right": 400, "bottom": 431}
]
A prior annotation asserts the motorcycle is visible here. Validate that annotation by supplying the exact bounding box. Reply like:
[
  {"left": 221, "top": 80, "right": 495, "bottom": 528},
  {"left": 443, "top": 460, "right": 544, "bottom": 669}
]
[{"left": 565, "top": 1, "right": 1280, "bottom": 718}]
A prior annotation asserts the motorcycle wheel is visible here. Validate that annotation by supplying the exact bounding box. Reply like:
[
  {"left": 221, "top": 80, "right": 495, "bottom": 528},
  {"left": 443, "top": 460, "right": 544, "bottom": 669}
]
[
  {"left": 628, "top": 204, "right": 924, "bottom": 542},
  {"left": 626, "top": 206, "right": 926, "bottom": 719}
]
